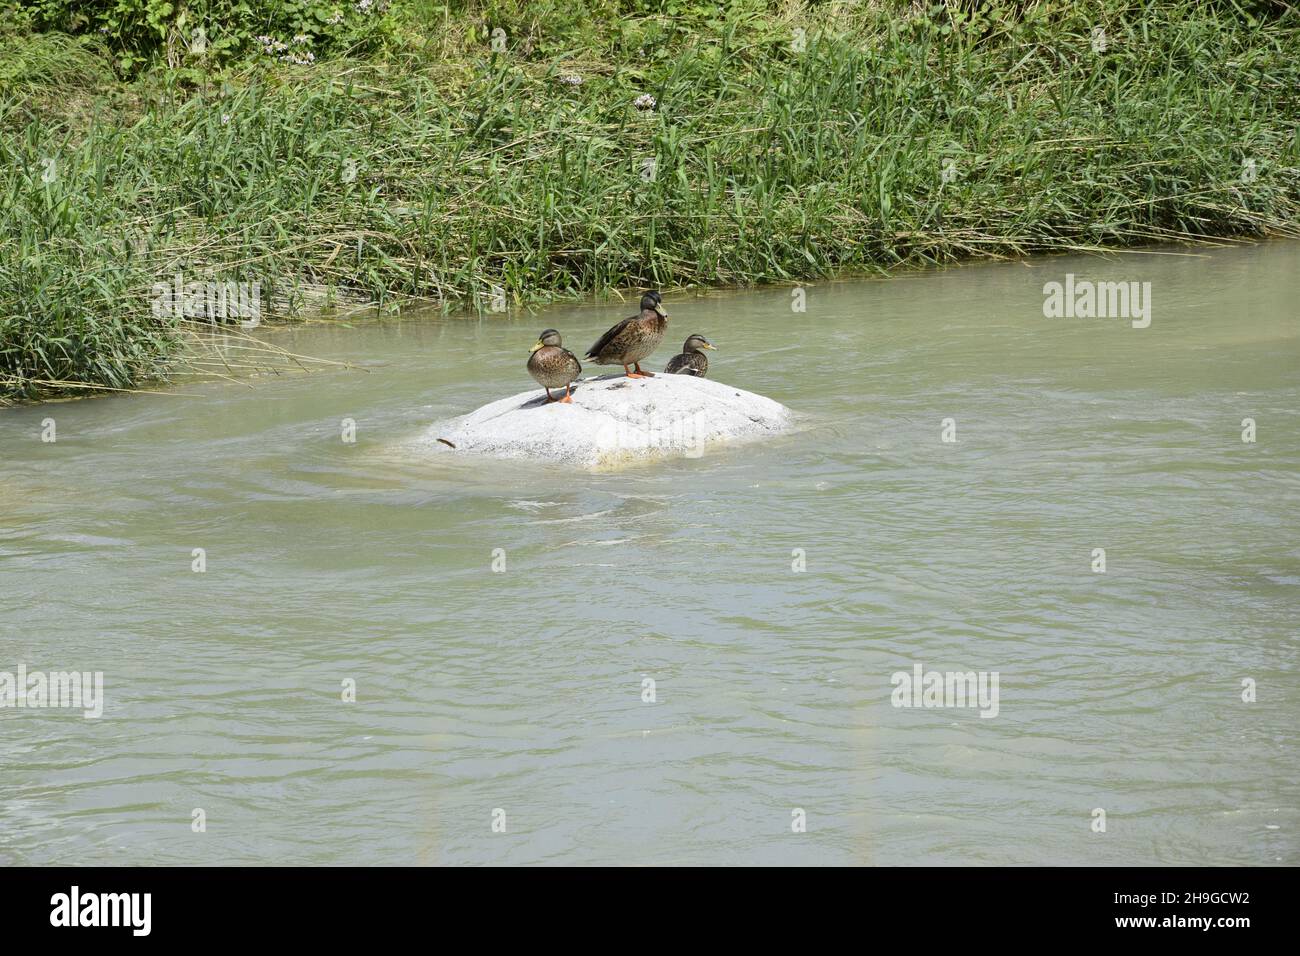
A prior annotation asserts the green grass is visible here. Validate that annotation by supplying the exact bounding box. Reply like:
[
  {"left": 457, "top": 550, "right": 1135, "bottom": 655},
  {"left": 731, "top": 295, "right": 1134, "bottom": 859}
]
[{"left": 2, "top": 0, "right": 1299, "bottom": 402}]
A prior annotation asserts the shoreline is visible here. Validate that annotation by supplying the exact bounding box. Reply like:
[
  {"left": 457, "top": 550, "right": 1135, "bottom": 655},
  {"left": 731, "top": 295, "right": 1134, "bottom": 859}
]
[{"left": 2, "top": 234, "right": 1298, "bottom": 409}]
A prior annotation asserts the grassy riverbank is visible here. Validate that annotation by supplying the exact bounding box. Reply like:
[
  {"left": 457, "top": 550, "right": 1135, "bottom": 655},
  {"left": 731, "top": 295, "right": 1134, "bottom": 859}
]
[{"left": 2, "top": 0, "right": 1298, "bottom": 403}]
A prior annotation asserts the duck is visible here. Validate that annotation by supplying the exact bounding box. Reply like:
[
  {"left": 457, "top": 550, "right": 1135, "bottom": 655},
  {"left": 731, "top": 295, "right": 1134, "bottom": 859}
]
[
  {"left": 584, "top": 291, "right": 668, "bottom": 378},
  {"left": 663, "top": 334, "right": 716, "bottom": 377},
  {"left": 527, "top": 329, "right": 582, "bottom": 403}
]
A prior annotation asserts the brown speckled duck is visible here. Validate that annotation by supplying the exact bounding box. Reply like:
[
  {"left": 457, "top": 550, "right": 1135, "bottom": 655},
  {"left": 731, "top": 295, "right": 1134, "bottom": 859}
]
[
  {"left": 584, "top": 291, "right": 668, "bottom": 378},
  {"left": 663, "top": 334, "right": 716, "bottom": 377},
  {"left": 527, "top": 328, "right": 581, "bottom": 403}
]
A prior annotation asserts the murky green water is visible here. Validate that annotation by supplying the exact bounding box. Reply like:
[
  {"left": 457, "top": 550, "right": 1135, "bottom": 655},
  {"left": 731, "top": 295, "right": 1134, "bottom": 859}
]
[{"left": 2, "top": 243, "right": 1297, "bottom": 865}]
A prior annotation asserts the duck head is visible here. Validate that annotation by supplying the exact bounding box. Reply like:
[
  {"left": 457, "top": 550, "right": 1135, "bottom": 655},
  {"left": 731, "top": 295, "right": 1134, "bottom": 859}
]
[
  {"left": 530, "top": 328, "right": 563, "bottom": 352},
  {"left": 682, "top": 334, "right": 716, "bottom": 353},
  {"left": 640, "top": 291, "right": 667, "bottom": 318}
]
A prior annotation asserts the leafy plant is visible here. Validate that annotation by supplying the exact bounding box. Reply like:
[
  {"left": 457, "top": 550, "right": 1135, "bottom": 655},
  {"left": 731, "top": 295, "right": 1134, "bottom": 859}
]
[{"left": 17, "top": 0, "right": 396, "bottom": 74}]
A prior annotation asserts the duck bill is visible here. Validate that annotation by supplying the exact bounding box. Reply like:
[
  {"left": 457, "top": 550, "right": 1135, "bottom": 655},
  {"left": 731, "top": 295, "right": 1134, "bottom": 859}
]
[
  {"left": 529, "top": 341, "right": 544, "bottom": 353},
  {"left": 654, "top": 305, "right": 668, "bottom": 317},
  {"left": 701, "top": 343, "right": 717, "bottom": 350}
]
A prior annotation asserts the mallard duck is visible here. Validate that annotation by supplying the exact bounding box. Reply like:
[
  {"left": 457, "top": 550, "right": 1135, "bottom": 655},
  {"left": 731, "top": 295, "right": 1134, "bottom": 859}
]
[
  {"left": 663, "top": 334, "right": 716, "bottom": 377},
  {"left": 527, "top": 329, "right": 581, "bottom": 403},
  {"left": 584, "top": 291, "right": 668, "bottom": 378}
]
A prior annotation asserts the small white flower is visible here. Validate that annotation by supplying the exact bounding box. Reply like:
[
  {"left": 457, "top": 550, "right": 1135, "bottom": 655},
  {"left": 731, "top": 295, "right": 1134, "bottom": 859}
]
[
  {"left": 558, "top": 73, "right": 583, "bottom": 86},
  {"left": 328, "top": 11, "right": 345, "bottom": 25},
  {"left": 221, "top": 113, "right": 231, "bottom": 125},
  {"left": 633, "top": 93, "right": 656, "bottom": 111},
  {"left": 356, "top": 0, "right": 374, "bottom": 12},
  {"left": 292, "top": 34, "right": 311, "bottom": 46}
]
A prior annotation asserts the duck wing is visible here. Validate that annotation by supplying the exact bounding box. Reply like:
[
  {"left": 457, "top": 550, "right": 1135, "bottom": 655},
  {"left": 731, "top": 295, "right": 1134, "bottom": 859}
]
[
  {"left": 585, "top": 315, "right": 635, "bottom": 360},
  {"left": 665, "top": 352, "right": 705, "bottom": 376},
  {"left": 564, "top": 347, "right": 583, "bottom": 376}
]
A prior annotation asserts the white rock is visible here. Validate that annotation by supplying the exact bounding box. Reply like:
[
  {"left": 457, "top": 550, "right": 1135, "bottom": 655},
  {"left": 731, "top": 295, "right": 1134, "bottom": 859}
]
[{"left": 426, "top": 373, "right": 793, "bottom": 469}]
